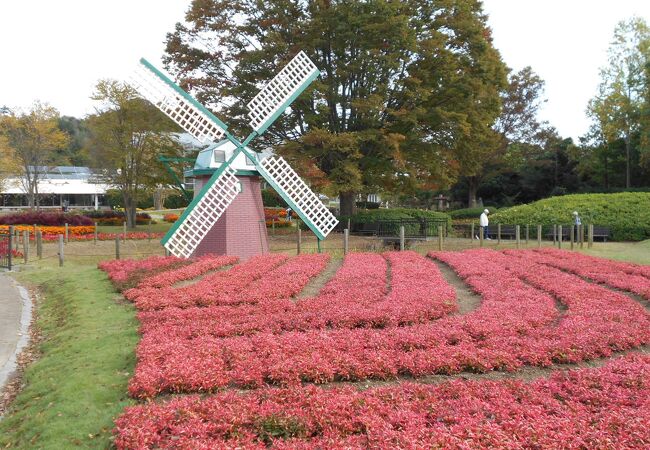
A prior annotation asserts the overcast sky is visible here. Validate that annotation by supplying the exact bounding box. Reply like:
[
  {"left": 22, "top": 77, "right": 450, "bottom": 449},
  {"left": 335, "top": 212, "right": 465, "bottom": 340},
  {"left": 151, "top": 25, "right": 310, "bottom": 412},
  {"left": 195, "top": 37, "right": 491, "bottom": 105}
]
[{"left": 1, "top": 1, "right": 649, "bottom": 142}]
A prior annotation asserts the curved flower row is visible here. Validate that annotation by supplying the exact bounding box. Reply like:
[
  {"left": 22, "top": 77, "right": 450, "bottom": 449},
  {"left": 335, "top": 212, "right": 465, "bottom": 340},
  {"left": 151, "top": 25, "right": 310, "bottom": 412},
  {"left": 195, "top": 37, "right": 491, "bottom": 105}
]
[
  {"left": 508, "top": 248, "right": 650, "bottom": 301},
  {"left": 132, "top": 253, "right": 289, "bottom": 311},
  {"left": 128, "top": 249, "right": 650, "bottom": 397},
  {"left": 137, "top": 253, "right": 332, "bottom": 337},
  {"left": 98, "top": 255, "right": 184, "bottom": 285},
  {"left": 137, "top": 252, "right": 455, "bottom": 340},
  {"left": 124, "top": 255, "right": 238, "bottom": 298},
  {"left": 115, "top": 354, "right": 650, "bottom": 449}
]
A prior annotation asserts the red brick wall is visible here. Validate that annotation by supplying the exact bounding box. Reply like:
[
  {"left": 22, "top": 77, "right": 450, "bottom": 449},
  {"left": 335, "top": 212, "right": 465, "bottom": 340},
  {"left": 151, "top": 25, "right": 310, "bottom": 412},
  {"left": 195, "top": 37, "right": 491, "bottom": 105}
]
[{"left": 193, "top": 175, "right": 269, "bottom": 261}]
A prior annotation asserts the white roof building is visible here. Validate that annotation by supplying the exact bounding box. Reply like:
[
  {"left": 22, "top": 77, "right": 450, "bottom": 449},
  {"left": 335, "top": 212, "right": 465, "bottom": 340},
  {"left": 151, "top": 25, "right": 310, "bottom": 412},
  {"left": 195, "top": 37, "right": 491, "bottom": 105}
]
[{"left": 0, "top": 166, "right": 111, "bottom": 210}]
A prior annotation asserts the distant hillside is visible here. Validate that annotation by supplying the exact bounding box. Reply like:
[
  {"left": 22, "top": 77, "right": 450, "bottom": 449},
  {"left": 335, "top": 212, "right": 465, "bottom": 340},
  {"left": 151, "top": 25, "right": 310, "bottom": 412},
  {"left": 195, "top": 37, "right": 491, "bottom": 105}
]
[{"left": 491, "top": 192, "right": 650, "bottom": 241}]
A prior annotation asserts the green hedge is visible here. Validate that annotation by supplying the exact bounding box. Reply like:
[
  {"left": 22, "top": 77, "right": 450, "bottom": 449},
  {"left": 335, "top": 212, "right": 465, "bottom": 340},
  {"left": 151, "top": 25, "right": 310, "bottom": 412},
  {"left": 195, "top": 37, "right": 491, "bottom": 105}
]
[
  {"left": 491, "top": 192, "right": 650, "bottom": 241},
  {"left": 449, "top": 206, "right": 499, "bottom": 220}
]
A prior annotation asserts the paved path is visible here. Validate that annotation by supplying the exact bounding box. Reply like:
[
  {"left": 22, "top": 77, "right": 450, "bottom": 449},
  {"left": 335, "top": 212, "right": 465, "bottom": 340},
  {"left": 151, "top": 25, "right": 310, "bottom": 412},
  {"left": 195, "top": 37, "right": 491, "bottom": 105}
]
[{"left": 0, "top": 273, "right": 31, "bottom": 392}]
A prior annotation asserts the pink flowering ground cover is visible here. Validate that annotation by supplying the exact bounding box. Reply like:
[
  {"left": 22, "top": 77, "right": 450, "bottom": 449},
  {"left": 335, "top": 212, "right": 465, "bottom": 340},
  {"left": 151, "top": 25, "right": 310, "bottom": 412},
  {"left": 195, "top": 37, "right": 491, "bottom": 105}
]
[
  {"left": 114, "top": 353, "right": 650, "bottom": 449},
  {"left": 508, "top": 248, "right": 650, "bottom": 301},
  {"left": 98, "top": 255, "right": 187, "bottom": 290},
  {"left": 127, "top": 249, "right": 650, "bottom": 397},
  {"left": 130, "top": 253, "right": 289, "bottom": 311},
  {"left": 137, "top": 252, "right": 455, "bottom": 339}
]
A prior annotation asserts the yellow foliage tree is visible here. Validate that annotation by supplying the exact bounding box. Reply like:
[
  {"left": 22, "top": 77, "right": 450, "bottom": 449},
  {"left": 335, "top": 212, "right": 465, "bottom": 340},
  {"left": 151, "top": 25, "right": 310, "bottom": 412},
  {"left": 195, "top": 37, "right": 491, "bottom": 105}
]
[{"left": 0, "top": 102, "right": 69, "bottom": 209}]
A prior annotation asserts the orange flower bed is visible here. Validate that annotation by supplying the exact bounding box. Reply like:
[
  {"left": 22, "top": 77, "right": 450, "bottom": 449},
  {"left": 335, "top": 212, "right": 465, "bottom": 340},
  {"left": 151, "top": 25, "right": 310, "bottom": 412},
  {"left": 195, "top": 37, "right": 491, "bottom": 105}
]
[
  {"left": 163, "top": 213, "right": 180, "bottom": 223},
  {"left": 264, "top": 208, "right": 287, "bottom": 219},
  {"left": 0, "top": 224, "right": 96, "bottom": 236}
]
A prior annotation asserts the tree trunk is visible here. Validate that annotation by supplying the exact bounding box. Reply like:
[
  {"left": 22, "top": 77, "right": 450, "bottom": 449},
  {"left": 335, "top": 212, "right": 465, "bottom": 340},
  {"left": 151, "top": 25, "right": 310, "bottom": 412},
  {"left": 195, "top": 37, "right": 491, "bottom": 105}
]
[
  {"left": 339, "top": 191, "right": 356, "bottom": 217},
  {"left": 467, "top": 177, "right": 479, "bottom": 208},
  {"left": 625, "top": 135, "right": 631, "bottom": 188},
  {"left": 153, "top": 188, "right": 164, "bottom": 211},
  {"left": 123, "top": 193, "right": 137, "bottom": 229}
]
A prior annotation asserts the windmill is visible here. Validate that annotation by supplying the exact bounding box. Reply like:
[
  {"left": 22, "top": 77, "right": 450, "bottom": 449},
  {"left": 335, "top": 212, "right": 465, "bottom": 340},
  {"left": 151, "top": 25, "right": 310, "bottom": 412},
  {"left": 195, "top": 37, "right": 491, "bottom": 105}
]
[{"left": 129, "top": 51, "right": 338, "bottom": 259}]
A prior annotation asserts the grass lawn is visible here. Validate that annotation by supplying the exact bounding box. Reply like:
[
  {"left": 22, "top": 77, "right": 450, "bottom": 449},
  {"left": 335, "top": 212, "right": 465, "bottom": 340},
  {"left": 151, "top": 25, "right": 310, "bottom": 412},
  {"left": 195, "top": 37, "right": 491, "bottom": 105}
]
[
  {"left": 0, "top": 257, "right": 138, "bottom": 449},
  {"left": 581, "top": 239, "right": 650, "bottom": 265}
]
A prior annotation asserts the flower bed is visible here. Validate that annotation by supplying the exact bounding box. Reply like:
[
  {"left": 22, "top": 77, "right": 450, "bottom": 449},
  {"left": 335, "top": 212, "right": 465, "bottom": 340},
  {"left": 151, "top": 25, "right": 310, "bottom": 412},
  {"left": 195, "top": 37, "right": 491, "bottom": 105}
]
[
  {"left": 98, "top": 255, "right": 187, "bottom": 291},
  {"left": 40, "top": 232, "right": 166, "bottom": 242},
  {"left": 0, "top": 211, "right": 92, "bottom": 226},
  {"left": 506, "top": 248, "right": 650, "bottom": 300},
  {"left": 126, "top": 249, "right": 650, "bottom": 397},
  {"left": 0, "top": 224, "right": 96, "bottom": 236},
  {"left": 114, "top": 354, "right": 650, "bottom": 449},
  {"left": 123, "top": 254, "right": 290, "bottom": 311}
]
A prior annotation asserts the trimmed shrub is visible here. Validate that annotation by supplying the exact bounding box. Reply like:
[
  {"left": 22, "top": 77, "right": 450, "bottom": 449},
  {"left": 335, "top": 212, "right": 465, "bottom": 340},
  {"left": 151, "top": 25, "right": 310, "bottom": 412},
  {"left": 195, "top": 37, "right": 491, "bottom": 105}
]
[
  {"left": 491, "top": 192, "right": 650, "bottom": 241},
  {"left": 262, "top": 188, "right": 287, "bottom": 207},
  {"left": 0, "top": 211, "right": 93, "bottom": 226},
  {"left": 81, "top": 210, "right": 152, "bottom": 225},
  {"left": 164, "top": 192, "right": 192, "bottom": 209}
]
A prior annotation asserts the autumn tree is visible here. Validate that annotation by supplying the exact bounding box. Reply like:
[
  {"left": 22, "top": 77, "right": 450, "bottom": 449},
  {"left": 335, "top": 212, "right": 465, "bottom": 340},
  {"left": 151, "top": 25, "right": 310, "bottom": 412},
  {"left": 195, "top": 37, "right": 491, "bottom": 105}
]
[
  {"left": 0, "top": 102, "right": 70, "bottom": 209},
  {"left": 86, "top": 80, "right": 179, "bottom": 227},
  {"left": 587, "top": 17, "right": 650, "bottom": 188},
  {"left": 164, "top": 0, "right": 506, "bottom": 215}
]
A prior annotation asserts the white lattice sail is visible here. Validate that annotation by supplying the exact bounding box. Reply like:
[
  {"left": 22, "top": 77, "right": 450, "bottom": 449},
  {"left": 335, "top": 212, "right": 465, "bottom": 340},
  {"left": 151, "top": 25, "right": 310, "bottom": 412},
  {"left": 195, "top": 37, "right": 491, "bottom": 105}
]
[
  {"left": 260, "top": 156, "right": 338, "bottom": 240},
  {"left": 247, "top": 51, "right": 319, "bottom": 134},
  {"left": 130, "top": 60, "right": 227, "bottom": 144},
  {"left": 164, "top": 166, "right": 239, "bottom": 258}
]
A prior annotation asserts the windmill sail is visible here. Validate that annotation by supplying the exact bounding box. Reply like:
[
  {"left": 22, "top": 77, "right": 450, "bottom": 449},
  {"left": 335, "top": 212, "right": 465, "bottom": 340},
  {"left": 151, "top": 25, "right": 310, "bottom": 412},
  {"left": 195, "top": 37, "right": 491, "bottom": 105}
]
[
  {"left": 163, "top": 166, "right": 240, "bottom": 258},
  {"left": 247, "top": 51, "right": 319, "bottom": 135},
  {"left": 259, "top": 156, "right": 338, "bottom": 240},
  {"left": 130, "top": 58, "right": 228, "bottom": 144}
]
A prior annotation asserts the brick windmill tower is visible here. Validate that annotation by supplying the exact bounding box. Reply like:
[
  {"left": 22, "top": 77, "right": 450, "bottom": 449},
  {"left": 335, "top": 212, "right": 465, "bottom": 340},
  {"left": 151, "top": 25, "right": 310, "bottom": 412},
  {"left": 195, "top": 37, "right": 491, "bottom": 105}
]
[{"left": 129, "top": 52, "right": 338, "bottom": 260}]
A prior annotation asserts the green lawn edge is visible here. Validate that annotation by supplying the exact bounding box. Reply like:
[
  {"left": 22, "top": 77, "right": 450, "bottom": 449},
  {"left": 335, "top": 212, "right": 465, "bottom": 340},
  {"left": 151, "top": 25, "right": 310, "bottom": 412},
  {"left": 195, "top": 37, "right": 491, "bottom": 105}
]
[{"left": 0, "top": 261, "right": 138, "bottom": 449}]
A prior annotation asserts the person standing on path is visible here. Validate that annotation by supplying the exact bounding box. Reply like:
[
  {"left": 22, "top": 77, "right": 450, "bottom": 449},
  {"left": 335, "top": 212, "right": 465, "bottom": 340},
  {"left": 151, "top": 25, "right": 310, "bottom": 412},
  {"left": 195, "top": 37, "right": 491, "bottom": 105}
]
[{"left": 478, "top": 209, "right": 490, "bottom": 240}]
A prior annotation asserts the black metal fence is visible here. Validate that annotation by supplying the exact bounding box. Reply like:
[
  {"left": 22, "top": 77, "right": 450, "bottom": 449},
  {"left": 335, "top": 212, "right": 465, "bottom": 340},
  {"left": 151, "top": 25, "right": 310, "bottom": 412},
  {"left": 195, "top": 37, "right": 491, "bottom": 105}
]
[
  {"left": 344, "top": 218, "right": 449, "bottom": 239},
  {"left": 0, "top": 226, "right": 12, "bottom": 270}
]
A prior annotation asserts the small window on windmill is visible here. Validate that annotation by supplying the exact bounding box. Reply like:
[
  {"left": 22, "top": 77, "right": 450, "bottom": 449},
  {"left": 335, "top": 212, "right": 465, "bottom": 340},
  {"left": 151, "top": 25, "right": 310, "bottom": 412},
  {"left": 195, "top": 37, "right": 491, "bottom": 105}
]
[
  {"left": 213, "top": 149, "right": 226, "bottom": 164},
  {"left": 245, "top": 155, "right": 255, "bottom": 166},
  {"left": 236, "top": 181, "right": 244, "bottom": 194}
]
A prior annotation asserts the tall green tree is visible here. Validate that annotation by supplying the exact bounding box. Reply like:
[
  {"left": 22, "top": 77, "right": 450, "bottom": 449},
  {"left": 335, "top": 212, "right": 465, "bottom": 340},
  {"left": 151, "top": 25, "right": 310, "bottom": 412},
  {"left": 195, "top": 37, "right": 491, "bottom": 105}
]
[
  {"left": 587, "top": 17, "right": 650, "bottom": 188},
  {"left": 164, "top": 0, "right": 506, "bottom": 215},
  {"left": 86, "top": 80, "right": 178, "bottom": 227},
  {"left": 0, "top": 102, "right": 70, "bottom": 209}
]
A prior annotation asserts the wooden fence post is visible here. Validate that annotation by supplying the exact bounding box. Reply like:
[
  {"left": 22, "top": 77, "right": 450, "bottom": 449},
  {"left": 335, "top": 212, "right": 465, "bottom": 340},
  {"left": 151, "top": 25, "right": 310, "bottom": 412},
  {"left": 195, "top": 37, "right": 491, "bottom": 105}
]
[
  {"left": 115, "top": 236, "right": 121, "bottom": 260},
  {"left": 94, "top": 222, "right": 98, "bottom": 245},
  {"left": 7, "top": 226, "right": 13, "bottom": 271},
  {"left": 148, "top": 219, "right": 152, "bottom": 242},
  {"left": 399, "top": 226, "right": 405, "bottom": 251},
  {"left": 58, "top": 235, "right": 64, "bottom": 267},
  {"left": 558, "top": 225, "right": 563, "bottom": 249},
  {"left": 470, "top": 223, "right": 475, "bottom": 241},
  {"left": 588, "top": 224, "right": 594, "bottom": 248},
  {"left": 537, "top": 225, "right": 542, "bottom": 248},
  {"left": 23, "top": 230, "right": 28, "bottom": 263},
  {"left": 579, "top": 224, "right": 584, "bottom": 249},
  {"left": 438, "top": 225, "right": 443, "bottom": 251},
  {"left": 123, "top": 221, "right": 127, "bottom": 242},
  {"left": 271, "top": 218, "right": 276, "bottom": 237},
  {"left": 64, "top": 223, "right": 69, "bottom": 244},
  {"left": 515, "top": 225, "right": 521, "bottom": 249},
  {"left": 479, "top": 226, "right": 484, "bottom": 247},
  {"left": 553, "top": 225, "right": 557, "bottom": 245},
  {"left": 570, "top": 225, "right": 575, "bottom": 250},
  {"left": 343, "top": 229, "right": 349, "bottom": 255},
  {"left": 497, "top": 223, "right": 501, "bottom": 245},
  {"left": 37, "top": 230, "right": 42, "bottom": 259},
  {"left": 297, "top": 228, "right": 302, "bottom": 255}
]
